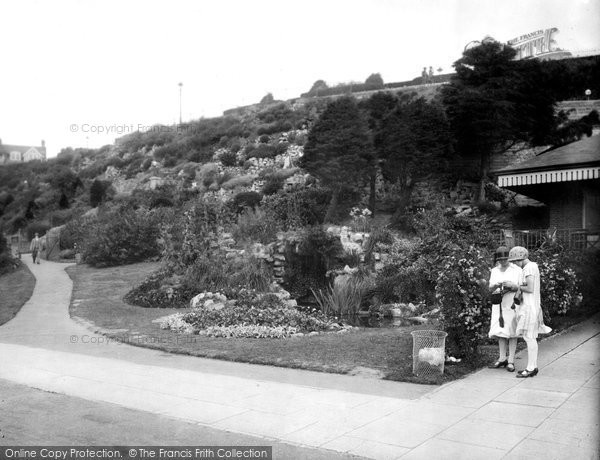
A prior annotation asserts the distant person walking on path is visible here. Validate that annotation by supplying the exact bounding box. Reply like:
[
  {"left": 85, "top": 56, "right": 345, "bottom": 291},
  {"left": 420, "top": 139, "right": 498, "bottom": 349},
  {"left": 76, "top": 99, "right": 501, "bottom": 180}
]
[
  {"left": 30, "top": 233, "right": 42, "bottom": 264},
  {"left": 508, "top": 246, "right": 552, "bottom": 378},
  {"left": 488, "top": 246, "right": 522, "bottom": 372}
]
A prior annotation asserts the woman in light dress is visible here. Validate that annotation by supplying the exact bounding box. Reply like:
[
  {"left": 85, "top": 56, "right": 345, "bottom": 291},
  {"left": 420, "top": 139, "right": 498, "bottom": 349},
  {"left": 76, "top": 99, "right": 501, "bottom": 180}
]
[
  {"left": 488, "top": 246, "right": 522, "bottom": 372},
  {"left": 507, "top": 246, "right": 552, "bottom": 378}
]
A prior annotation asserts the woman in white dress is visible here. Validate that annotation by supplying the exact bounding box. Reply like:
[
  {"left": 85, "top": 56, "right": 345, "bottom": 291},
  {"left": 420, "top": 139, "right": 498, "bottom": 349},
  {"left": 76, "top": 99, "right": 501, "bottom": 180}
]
[
  {"left": 507, "top": 246, "right": 552, "bottom": 378},
  {"left": 488, "top": 246, "right": 522, "bottom": 372}
]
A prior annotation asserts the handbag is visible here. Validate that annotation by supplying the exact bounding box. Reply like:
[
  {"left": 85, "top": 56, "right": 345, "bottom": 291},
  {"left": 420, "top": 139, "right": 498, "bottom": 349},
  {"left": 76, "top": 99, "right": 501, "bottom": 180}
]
[
  {"left": 490, "top": 292, "right": 503, "bottom": 305},
  {"left": 491, "top": 288, "right": 505, "bottom": 328}
]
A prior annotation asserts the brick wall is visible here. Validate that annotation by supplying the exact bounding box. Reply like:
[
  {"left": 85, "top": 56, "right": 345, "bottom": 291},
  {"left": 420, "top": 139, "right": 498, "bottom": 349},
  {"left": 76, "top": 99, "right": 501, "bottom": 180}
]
[{"left": 548, "top": 187, "right": 583, "bottom": 230}]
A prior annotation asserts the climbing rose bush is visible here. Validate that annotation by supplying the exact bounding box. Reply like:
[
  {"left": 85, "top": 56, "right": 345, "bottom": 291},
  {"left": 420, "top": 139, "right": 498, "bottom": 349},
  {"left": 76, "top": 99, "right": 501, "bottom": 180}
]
[{"left": 435, "top": 245, "right": 490, "bottom": 360}]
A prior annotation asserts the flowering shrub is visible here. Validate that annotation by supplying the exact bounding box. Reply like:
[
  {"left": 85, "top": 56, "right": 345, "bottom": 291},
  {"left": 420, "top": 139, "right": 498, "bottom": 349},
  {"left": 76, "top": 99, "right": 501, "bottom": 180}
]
[
  {"left": 532, "top": 246, "right": 582, "bottom": 321},
  {"left": 435, "top": 245, "right": 490, "bottom": 360}
]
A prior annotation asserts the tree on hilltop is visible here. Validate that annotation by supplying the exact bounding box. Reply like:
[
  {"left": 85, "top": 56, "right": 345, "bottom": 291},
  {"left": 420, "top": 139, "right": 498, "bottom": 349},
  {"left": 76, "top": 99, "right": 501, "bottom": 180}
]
[
  {"left": 260, "top": 93, "right": 274, "bottom": 105},
  {"left": 300, "top": 96, "right": 374, "bottom": 222},
  {"left": 375, "top": 96, "right": 453, "bottom": 221},
  {"left": 441, "top": 40, "right": 557, "bottom": 201},
  {"left": 307, "top": 79, "right": 329, "bottom": 97},
  {"left": 365, "top": 73, "right": 384, "bottom": 90}
]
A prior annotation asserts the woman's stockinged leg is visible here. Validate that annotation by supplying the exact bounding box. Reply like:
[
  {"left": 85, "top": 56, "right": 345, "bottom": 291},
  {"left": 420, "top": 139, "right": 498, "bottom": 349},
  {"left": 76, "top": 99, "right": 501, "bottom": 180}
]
[
  {"left": 498, "top": 338, "right": 508, "bottom": 360},
  {"left": 508, "top": 338, "right": 517, "bottom": 364},
  {"left": 524, "top": 337, "right": 538, "bottom": 370}
]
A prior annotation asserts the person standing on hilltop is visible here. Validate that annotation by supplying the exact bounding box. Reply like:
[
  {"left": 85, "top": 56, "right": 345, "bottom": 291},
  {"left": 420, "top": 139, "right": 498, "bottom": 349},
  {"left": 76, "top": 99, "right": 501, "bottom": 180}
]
[{"left": 30, "top": 233, "right": 42, "bottom": 264}]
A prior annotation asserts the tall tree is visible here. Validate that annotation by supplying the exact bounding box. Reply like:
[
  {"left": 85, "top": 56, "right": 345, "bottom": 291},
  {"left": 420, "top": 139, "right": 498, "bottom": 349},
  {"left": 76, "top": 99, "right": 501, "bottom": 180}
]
[
  {"left": 359, "top": 91, "right": 399, "bottom": 213},
  {"left": 441, "top": 40, "right": 557, "bottom": 201},
  {"left": 300, "top": 96, "right": 374, "bottom": 222},
  {"left": 376, "top": 96, "right": 453, "bottom": 219}
]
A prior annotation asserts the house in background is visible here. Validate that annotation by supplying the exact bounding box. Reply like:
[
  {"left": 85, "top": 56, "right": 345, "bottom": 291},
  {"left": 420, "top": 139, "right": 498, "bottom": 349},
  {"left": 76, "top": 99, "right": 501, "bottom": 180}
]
[
  {"left": 0, "top": 139, "right": 47, "bottom": 164},
  {"left": 493, "top": 135, "right": 600, "bottom": 249}
]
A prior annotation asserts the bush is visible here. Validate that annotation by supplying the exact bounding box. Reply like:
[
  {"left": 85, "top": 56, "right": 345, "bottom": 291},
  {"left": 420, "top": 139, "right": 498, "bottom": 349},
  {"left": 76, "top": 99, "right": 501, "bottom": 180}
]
[
  {"left": 78, "top": 205, "right": 162, "bottom": 267},
  {"left": 246, "top": 144, "right": 277, "bottom": 160},
  {"left": 274, "top": 142, "right": 289, "bottom": 156},
  {"left": 124, "top": 268, "right": 194, "bottom": 308},
  {"left": 197, "top": 163, "right": 220, "bottom": 189},
  {"left": 59, "top": 248, "right": 76, "bottom": 260},
  {"left": 259, "top": 134, "right": 270, "bottom": 144},
  {"left": 435, "top": 246, "right": 489, "bottom": 360},
  {"left": 261, "top": 176, "right": 284, "bottom": 195},
  {"left": 231, "top": 208, "right": 279, "bottom": 244},
  {"left": 219, "top": 150, "right": 238, "bottom": 167},
  {"left": 231, "top": 191, "right": 263, "bottom": 212},
  {"left": 531, "top": 245, "right": 583, "bottom": 321},
  {"left": 25, "top": 222, "right": 51, "bottom": 240},
  {"left": 221, "top": 175, "right": 256, "bottom": 190},
  {"left": 262, "top": 187, "right": 330, "bottom": 230},
  {"left": 0, "top": 233, "right": 17, "bottom": 275},
  {"left": 183, "top": 254, "right": 272, "bottom": 294}
]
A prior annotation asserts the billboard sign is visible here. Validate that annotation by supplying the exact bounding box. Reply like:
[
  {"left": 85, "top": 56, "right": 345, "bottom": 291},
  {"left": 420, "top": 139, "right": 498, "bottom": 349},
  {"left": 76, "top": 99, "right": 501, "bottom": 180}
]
[{"left": 507, "top": 28, "right": 560, "bottom": 60}]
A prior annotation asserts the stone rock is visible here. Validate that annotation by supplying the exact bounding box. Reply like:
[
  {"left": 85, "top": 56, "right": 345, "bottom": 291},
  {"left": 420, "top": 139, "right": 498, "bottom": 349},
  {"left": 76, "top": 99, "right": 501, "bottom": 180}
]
[
  {"left": 286, "top": 299, "right": 297, "bottom": 308},
  {"left": 308, "top": 331, "right": 319, "bottom": 336},
  {"left": 408, "top": 316, "right": 429, "bottom": 324},
  {"left": 390, "top": 308, "right": 403, "bottom": 318}
]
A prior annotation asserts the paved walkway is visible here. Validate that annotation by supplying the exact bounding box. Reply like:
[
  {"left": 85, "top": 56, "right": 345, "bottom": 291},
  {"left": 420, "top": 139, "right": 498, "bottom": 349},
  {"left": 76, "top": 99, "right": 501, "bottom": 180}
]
[{"left": 1, "top": 259, "right": 598, "bottom": 459}]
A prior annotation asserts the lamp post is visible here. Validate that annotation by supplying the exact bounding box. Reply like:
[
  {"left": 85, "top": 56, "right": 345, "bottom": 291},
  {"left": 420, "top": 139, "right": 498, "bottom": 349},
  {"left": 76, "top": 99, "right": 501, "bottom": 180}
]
[
  {"left": 178, "top": 82, "right": 183, "bottom": 125},
  {"left": 585, "top": 89, "right": 591, "bottom": 101}
]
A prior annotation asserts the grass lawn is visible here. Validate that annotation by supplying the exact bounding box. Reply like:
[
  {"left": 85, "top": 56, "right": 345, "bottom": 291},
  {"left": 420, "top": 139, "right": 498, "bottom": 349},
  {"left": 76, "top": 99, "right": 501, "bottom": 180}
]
[
  {"left": 0, "top": 262, "right": 36, "bottom": 326},
  {"left": 66, "top": 262, "right": 542, "bottom": 385}
]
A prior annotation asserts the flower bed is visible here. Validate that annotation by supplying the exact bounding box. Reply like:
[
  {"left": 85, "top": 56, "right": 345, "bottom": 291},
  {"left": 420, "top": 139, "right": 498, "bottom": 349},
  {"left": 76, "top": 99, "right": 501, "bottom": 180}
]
[{"left": 160, "top": 290, "right": 349, "bottom": 338}]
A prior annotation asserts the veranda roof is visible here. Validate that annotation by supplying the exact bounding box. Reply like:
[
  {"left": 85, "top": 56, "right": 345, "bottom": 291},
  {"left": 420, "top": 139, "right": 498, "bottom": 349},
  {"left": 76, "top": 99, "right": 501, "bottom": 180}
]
[{"left": 494, "top": 135, "right": 600, "bottom": 187}]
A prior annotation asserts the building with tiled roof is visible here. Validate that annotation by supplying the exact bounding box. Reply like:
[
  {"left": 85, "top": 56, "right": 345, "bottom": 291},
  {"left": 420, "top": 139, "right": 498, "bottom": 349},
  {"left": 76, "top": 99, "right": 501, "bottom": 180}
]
[{"left": 0, "top": 139, "right": 47, "bottom": 164}]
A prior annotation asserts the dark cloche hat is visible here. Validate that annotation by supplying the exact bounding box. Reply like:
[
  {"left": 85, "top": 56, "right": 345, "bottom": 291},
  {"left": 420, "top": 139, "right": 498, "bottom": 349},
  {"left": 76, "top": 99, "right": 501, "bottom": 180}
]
[{"left": 494, "top": 246, "right": 510, "bottom": 261}]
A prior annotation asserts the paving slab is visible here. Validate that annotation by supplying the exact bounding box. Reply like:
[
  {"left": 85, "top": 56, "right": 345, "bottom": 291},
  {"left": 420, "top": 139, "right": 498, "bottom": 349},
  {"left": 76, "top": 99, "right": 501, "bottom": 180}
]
[
  {"left": 493, "top": 386, "right": 571, "bottom": 408},
  {"left": 527, "top": 417, "right": 600, "bottom": 449},
  {"left": 435, "top": 418, "right": 534, "bottom": 450},
  {"left": 467, "top": 401, "right": 553, "bottom": 427},
  {"left": 504, "top": 438, "right": 598, "bottom": 460},
  {"left": 400, "top": 438, "right": 505, "bottom": 460}
]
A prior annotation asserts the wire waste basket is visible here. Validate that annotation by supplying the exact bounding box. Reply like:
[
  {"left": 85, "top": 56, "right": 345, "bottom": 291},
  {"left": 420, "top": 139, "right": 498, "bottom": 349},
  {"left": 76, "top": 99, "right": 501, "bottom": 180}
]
[{"left": 411, "top": 330, "right": 448, "bottom": 377}]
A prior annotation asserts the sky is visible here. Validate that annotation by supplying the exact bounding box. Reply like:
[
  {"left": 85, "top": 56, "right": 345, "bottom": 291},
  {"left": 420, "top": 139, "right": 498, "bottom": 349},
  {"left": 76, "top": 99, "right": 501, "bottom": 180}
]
[{"left": 1, "top": 0, "right": 599, "bottom": 157}]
